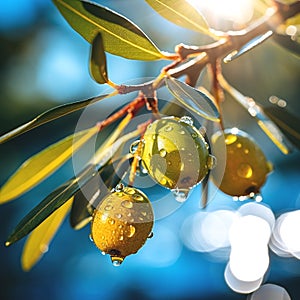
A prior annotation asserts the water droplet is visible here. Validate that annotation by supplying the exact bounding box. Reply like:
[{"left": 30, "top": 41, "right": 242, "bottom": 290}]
[
  {"left": 133, "top": 194, "right": 144, "bottom": 201},
  {"left": 125, "top": 188, "right": 136, "bottom": 195},
  {"left": 115, "top": 213, "right": 122, "bottom": 219},
  {"left": 104, "top": 204, "right": 113, "bottom": 211},
  {"left": 89, "top": 234, "right": 94, "bottom": 242},
  {"left": 159, "top": 149, "right": 167, "bottom": 157},
  {"left": 244, "top": 149, "right": 249, "bottom": 154},
  {"left": 101, "top": 235, "right": 105, "bottom": 240},
  {"left": 236, "top": 143, "right": 242, "bottom": 148},
  {"left": 139, "top": 217, "right": 144, "bottom": 221},
  {"left": 111, "top": 256, "right": 124, "bottom": 267},
  {"left": 115, "top": 183, "right": 124, "bottom": 192},
  {"left": 119, "top": 235, "right": 124, "bottom": 241},
  {"left": 237, "top": 163, "right": 253, "bottom": 178},
  {"left": 141, "top": 211, "right": 147, "bottom": 216},
  {"left": 122, "top": 200, "right": 133, "bottom": 209},
  {"left": 161, "top": 177, "right": 167, "bottom": 185},
  {"left": 164, "top": 125, "right": 173, "bottom": 132},
  {"left": 136, "top": 162, "right": 148, "bottom": 177},
  {"left": 180, "top": 130, "right": 185, "bottom": 135},
  {"left": 148, "top": 232, "right": 154, "bottom": 239},
  {"left": 128, "top": 225, "right": 136, "bottom": 237},
  {"left": 207, "top": 155, "right": 217, "bottom": 170},
  {"left": 249, "top": 192, "right": 263, "bottom": 202},
  {"left": 180, "top": 162, "right": 185, "bottom": 171},
  {"left": 118, "top": 225, "right": 123, "bottom": 229},
  {"left": 101, "top": 251, "right": 106, "bottom": 256},
  {"left": 179, "top": 116, "right": 193, "bottom": 126},
  {"left": 108, "top": 219, "right": 115, "bottom": 225},
  {"left": 171, "top": 188, "right": 190, "bottom": 202},
  {"left": 129, "top": 140, "right": 140, "bottom": 154},
  {"left": 225, "top": 134, "right": 237, "bottom": 145}
]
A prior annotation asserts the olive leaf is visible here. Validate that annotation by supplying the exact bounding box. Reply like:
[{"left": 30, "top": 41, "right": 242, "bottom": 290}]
[
  {"left": 0, "top": 94, "right": 109, "bottom": 144},
  {"left": 90, "top": 33, "right": 108, "bottom": 84},
  {"left": 165, "top": 76, "right": 220, "bottom": 122},
  {"left": 70, "top": 154, "right": 131, "bottom": 230},
  {"left": 52, "top": 0, "right": 165, "bottom": 60},
  {"left": 224, "top": 31, "right": 273, "bottom": 63},
  {"left": 5, "top": 164, "right": 97, "bottom": 246},
  {"left": 0, "top": 126, "right": 98, "bottom": 204},
  {"left": 263, "top": 106, "right": 300, "bottom": 149},
  {"left": 21, "top": 199, "right": 72, "bottom": 271},
  {"left": 218, "top": 74, "right": 293, "bottom": 154},
  {"left": 6, "top": 128, "right": 140, "bottom": 245},
  {"left": 145, "top": 0, "right": 215, "bottom": 38}
]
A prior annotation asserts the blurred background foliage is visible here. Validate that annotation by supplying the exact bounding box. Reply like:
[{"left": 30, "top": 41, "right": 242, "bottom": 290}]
[{"left": 0, "top": 0, "right": 300, "bottom": 300}]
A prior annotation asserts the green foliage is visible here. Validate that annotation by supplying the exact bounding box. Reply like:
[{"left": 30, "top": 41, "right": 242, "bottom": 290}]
[
  {"left": 145, "top": 0, "right": 214, "bottom": 37},
  {"left": 90, "top": 33, "right": 108, "bottom": 84},
  {"left": 1, "top": 0, "right": 300, "bottom": 273},
  {"left": 0, "top": 127, "right": 98, "bottom": 204},
  {"left": 0, "top": 94, "right": 109, "bottom": 144},
  {"left": 52, "top": 0, "right": 165, "bottom": 60},
  {"left": 165, "top": 76, "right": 220, "bottom": 122}
]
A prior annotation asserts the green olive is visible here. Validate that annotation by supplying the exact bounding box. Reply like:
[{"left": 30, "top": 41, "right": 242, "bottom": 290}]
[
  {"left": 140, "top": 116, "right": 212, "bottom": 191},
  {"left": 211, "top": 128, "right": 272, "bottom": 197}
]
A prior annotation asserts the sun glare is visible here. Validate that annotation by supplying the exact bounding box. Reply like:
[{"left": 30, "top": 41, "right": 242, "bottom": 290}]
[{"left": 188, "top": 0, "right": 254, "bottom": 25}]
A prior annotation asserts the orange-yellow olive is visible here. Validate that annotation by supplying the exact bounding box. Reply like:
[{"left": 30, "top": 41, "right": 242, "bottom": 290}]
[
  {"left": 91, "top": 185, "right": 153, "bottom": 266},
  {"left": 211, "top": 128, "right": 272, "bottom": 197}
]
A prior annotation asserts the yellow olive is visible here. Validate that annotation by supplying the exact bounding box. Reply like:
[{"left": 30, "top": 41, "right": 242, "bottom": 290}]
[
  {"left": 90, "top": 185, "right": 154, "bottom": 266},
  {"left": 211, "top": 128, "right": 272, "bottom": 197},
  {"left": 140, "top": 116, "right": 212, "bottom": 192}
]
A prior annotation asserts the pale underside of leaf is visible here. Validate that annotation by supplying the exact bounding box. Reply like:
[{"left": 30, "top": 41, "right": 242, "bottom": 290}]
[
  {"left": 0, "top": 126, "right": 98, "bottom": 204},
  {"left": 53, "top": 0, "right": 164, "bottom": 60},
  {"left": 0, "top": 93, "right": 109, "bottom": 144},
  {"left": 145, "top": 0, "right": 214, "bottom": 37},
  {"left": 21, "top": 199, "right": 73, "bottom": 271},
  {"left": 165, "top": 76, "right": 220, "bottom": 122}
]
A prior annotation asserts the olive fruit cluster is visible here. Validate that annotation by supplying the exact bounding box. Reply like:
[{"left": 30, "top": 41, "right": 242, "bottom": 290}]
[
  {"left": 140, "top": 116, "right": 214, "bottom": 201},
  {"left": 90, "top": 185, "right": 153, "bottom": 266},
  {"left": 211, "top": 128, "right": 272, "bottom": 198}
]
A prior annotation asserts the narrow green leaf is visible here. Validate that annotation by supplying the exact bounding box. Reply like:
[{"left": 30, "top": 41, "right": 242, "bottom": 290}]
[
  {"left": 224, "top": 31, "right": 273, "bottom": 63},
  {"left": 145, "top": 0, "right": 214, "bottom": 37},
  {"left": 5, "top": 127, "right": 139, "bottom": 244},
  {"left": 90, "top": 33, "right": 108, "bottom": 84},
  {"left": 0, "top": 126, "right": 99, "bottom": 204},
  {"left": 5, "top": 165, "right": 97, "bottom": 246},
  {"left": 165, "top": 76, "right": 220, "bottom": 122},
  {"left": 263, "top": 106, "right": 300, "bottom": 149},
  {"left": 70, "top": 154, "right": 132, "bottom": 230},
  {"left": 21, "top": 199, "right": 72, "bottom": 271},
  {"left": 53, "top": 0, "right": 165, "bottom": 60},
  {"left": 218, "top": 74, "right": 293, "bottom": 154},
  {"left": 0, "top": 94, "right": 108, "bottom": 144}
]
